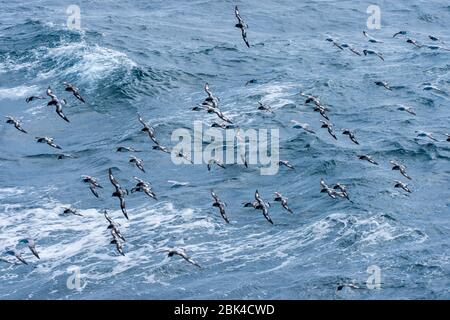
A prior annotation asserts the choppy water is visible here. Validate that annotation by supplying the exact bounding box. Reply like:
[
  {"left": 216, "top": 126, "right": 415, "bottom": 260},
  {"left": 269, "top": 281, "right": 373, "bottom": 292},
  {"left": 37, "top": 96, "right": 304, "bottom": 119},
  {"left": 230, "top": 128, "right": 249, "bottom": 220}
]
[{"left": 0, "top": 0, "right": 449, "bottom": 299}]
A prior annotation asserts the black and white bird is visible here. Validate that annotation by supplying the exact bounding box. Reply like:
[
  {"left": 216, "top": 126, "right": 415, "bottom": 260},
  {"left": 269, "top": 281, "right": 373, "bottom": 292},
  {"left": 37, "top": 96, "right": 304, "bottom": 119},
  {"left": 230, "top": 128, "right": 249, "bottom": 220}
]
[
  {"left": 314, "top": 105, "right": 330, "bottom": 120},
  {"left": 35, "top": 136, "right": 62, "bottom": 149},
  {"left": 358, "top": 154, "right": 379, "bottom": 165},
  {"left": 333, "top": 183, "right": 351, "bottom": 201},
  {"left": 363, "top": 31, "right": 383, "bottom": 43},
  {"left": 415, "top": 130, "right": 438, "bottom": 142},
  {"left": 62, "top": 207, "right": 83, "bottom": 217},
  {"left": 325, "top": 37, "right": 344, "bottom": 50},
  {"left": 446, "top": 134, "right": 450, "bottom": 142},
  {"left": 110, "top": 233, "right": 125, "bottom": 256},
  {"left": 406, "top": 38, "right": 422, "bottom": 48},
  {"left": 19, "top": 239, "right": 40, "bottom": 260},
  {"left": 211, "top": 190, "right": 230, "bottom": 223},
  {"left": 207, "top": 159, "right": 225, "bottom": 171},
  {"left": 393, "top": 31, "right": 407, "bottom": 38},
  {"left": 48, "top": 95, "right": 70, "bottom": 123},
  {"left": 4, "top": 249, "right": 28, "bottom": 265},
  {"left": 5, "top": 116, "right": 27, "bottom": 133},
  {"left": 116, "top": 146, "right": 140, "bottom": 153},
  {"left": 152, "top": 144, "right": 171, "bottom": 154},
  {"left": 291, "top": 120, "right": 315, "bottom": 134},
  {"left": 394, "top": 180, "right": 412, "bottom": 193},
  {"left": 363, "top": 49, "right": 384, "bottom": 61},
  {"left": 129, "top": 155, "right": 146, "bottom": 172},
  {"left": 234, "top": 6, "right": 250, "bottom": 48},
  {"left": 257, "top": 101, "right": 273, "bottom": 113},
  {"left": 341, "top": 43, "right": 361, "bottom": 56},
  {"left": 161, "top": 248, "right": 201, "bottom": 268},
  {"left": 320, "top": 178, "right": 338, "bottom": 199},
  {"left": 320, "top": 120, "right": 338, "bottom": 140},
  {"left": 63, "top": 81, "right": 85, "bottom": 103},
  {"left": 131, "top": 177, "right": 157, "bottom": 200},
  {"left": 82, "top": 175, "right": 103, "bottom": 198},
  {"left": 342, "top": 129, "right": 359, "bottom": 145},
  {"left": 278, "top": 160, "right": 295, "bottom": 170},
  {"left": 274, "top": 192, "right": 293, "bottom": 214},
  {"left": 138, "top": 115, "right": 159, "bottom": 144},
  {"left": 247, "top": 190, "right": 273, "bottom": 224},
  {"left": 301, "top": 92, "right": 321, "bottom": 107},
  {"left": 25, "top": 95, "right": 45, "bottom": 103},
  {"left": 108, "top": 168, "right": 129, "bottom": 220},
  {"left": 397, "top": 105, "right": 416, "bottom": 116},
  {"left": 375, "top": 81, "right": 391, "bottom": 90},
  {"left": 390, "top": 160, "right": 412, "bottom": 180}
]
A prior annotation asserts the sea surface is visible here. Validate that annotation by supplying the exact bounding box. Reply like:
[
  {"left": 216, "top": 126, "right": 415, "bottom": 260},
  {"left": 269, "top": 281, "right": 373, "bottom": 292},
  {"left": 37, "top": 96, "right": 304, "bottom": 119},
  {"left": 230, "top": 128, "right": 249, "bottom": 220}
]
[{"left": 0, "top": 0, "right": 449, "bottom": 299}]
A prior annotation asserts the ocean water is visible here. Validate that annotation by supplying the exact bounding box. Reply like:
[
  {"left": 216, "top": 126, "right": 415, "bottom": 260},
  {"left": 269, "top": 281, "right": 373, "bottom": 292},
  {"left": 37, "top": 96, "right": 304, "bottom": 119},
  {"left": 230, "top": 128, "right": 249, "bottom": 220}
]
[{"left": 0, "top": 0, "right": 449, "bottom": 300}]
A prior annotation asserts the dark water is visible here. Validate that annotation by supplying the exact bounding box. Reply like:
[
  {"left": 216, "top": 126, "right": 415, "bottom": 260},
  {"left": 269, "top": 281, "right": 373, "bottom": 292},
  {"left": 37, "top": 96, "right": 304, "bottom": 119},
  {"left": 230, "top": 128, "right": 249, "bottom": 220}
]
[{"left": 0, "top": 0, "right": 449, "bottom": 299}]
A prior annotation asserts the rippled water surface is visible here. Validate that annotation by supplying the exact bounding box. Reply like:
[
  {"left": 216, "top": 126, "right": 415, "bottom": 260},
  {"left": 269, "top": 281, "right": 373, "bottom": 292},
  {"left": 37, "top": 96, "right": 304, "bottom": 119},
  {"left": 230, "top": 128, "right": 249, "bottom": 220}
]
[{"left": 0, "top": 0, "right": 449, "bottom": 299}]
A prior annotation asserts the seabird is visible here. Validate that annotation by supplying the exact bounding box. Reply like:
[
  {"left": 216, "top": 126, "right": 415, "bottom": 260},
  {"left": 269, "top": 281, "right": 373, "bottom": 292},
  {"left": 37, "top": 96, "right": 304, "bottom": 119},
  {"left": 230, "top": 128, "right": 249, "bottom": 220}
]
[
  {"left": 397, "top": 105, "right": 416, "bottom": 116},
  {"left": 390, "top": 160, "right": 412, "bottom": 180},
  {"left": 320, "top": 120, "right": 338, "bottom": 140},
  {"left": 46, "top": 86, "right": 57, "bottom": 99},
  {"left": 204, "top": 83, "right": 218, "bottom": 104},
  {"left": 314, "top": 105, "right": 330, "bottom": 120},
  {"left": 82, "top": 175, "right": 102, "bottom": 198},
  {"left": 429, "top": 35, "right": 440, "bottom": 42},
  {"left": 48, "top": 96, "right": 70, "bottom": 123},
  {"left": 278, "top": 160, "right": 294, "bottom": 170},
  {"left": 152, "top": 144, "right": 171, "bottom": 154},
  {"left": 138, "top": 115, "right": 158, "bottom": 144},
  {"left": 161, "top": 248, "right": 201, "bottom": 268},
  {"left": 363, "top": 49, "right": 384, "bottom": 61},
  {"left": 245, "top": 79, "right": 257, "bottom": 86},
  {"left": 320, "top": 178, "right": 338, "bottom": 199},
  {"left": 131, "top": 177, "right": 157, "bottom": 200},
  {"left": 446, "top": 134, "right": 450, "bottom": 142},
  {"left": 363, "top": 31, "right": 383, "bottom": 43},
  {"left": 211, "top": 190, "right": 230, "bottom": 223},
  {"left": 342, "top": 129, "right": 359, "bottom": 145},
  {"left": 332, "top": 183, "right": 351, "bottom": 201},
  {"left": 375, "top": 81, "right": 391, "bottom": 90},
  {"left": 406, "top": 38, "right": 422, "bottom": 48},
  {"left": 108, "top": 168, "right": 129, "bottom": 220},
  {"left": 25, "top": 95, "right": 45, "bottom": 103},
  {"left": 257, "top": 101, "right": 273, "bottom": 112},
  {"left": 103, "top": 210, "right": 120, "bottom": 229},
  {"left": 108, "top": 223, "right": 126, "bottom": 242},
  {"left": 116, "top": 146, "right": 140, "bottom": 152},
  {"left": 325, "top": 37, "right": 344, "bottom": 50},
  {"left": 274, "top": 192, "right": 293, "bottom": 214},
  {"left": 35, "top": 136, "right": 62, "bottom": 149},
  {"left": 254, "top": 190, "right": 273, "bottom": 224},
  {"left": 393, "top": 31, "right": 407, "bottom": 38},
  {"left": 63, "top": 81, "right": 85, "bottom": 103},
  {"left": 358, "top": 154, "right": 379, "bottom": 165},
  {"left": 174, "top": 150, "right": 193, "bottom": 164},
  {"left": 5, "top": 249, "right": 28, "bottom": 265},
  {"left": 234, "top": 6, "right": 250, "bottom": 48},
  {"left": 211, "top": 107, "right": 233, "bottom": 124},
  {"left": 291, "top": 120, "right": 315, "bottom": 134},
  {"left": 394, "top": 180, "right": 412, "bottom": 193},
  {"left": 422, "top": 83, "right": 445, "bottom": 94},
  {"left": 62, "top": 207, "right": 83, "bottom": 217},
  {"left": 207, "top": 159, "right": 225, "bottom": 171},
  {"left": 415, "top": 130, "right": 438, "bottom": 142},
  {"left": 341, "top": 43, "right": 361, "bottom": 56},
  {"left": 5, "top": 116, "right": 27, "bottom": 133},
  {"left": 129, "top": 155, "right": 145, "bottom": 172},
  {"left": 211, "top": 122, "right": 233, "bottom": 129},
  {"left": 301, "top": 92, "right": 321, "bottom": 107},
  {"left": 110, "top": 236, "right": 125, "bottom": 256},
  {"left": 18, "top": 239, "right": 40, "bottom": 259}
]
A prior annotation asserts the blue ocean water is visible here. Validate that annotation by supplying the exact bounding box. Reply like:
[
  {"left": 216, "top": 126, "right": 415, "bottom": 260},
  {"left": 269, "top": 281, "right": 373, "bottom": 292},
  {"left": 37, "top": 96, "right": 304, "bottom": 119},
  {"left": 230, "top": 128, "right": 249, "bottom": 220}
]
[{"left": 0, "top": 0, "right": 449, "bottom": 299}]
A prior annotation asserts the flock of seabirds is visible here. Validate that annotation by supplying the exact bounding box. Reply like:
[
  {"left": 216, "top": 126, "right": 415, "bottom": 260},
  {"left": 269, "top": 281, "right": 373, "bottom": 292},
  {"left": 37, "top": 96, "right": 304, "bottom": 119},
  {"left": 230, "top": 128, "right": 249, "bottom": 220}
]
[{"left": 2, "top": 6, "right": 450, "bottom": 286}]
